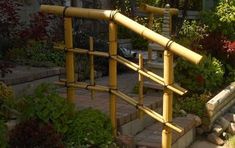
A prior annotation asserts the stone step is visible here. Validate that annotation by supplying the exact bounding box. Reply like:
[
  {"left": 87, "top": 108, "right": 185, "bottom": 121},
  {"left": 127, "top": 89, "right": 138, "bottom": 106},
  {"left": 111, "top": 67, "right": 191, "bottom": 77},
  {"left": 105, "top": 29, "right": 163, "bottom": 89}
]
[{"left": 135, "top": 114, "right": 200, "bottom": 148}]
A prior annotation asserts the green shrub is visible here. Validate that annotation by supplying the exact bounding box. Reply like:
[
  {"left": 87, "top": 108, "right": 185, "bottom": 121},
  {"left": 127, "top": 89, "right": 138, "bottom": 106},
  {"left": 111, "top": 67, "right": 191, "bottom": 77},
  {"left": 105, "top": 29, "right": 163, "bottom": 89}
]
[
  {"left": 201, "top": 0, "right": 235, "bottom": 40},
  {"left": 9, "top": 119, "right": 64, "bottom": 148},
  {"left": 65, "top": 108, "right": 113, "bottom": 147},
  {"left": 175, "top": 54, "right": 224, "bottom": 93},
  {"left": 20, "top": 83, "right": 75, "bottom": 134},
  {"left": 0, "top": 119, "right": 7, "bottom": 148},
  {"left": 176, "top": 20, "right": 208, "bottom": 49},
  {"left": 174, "top": 92, "right": 212, "bottom": 117},
  {"left": 0, "top": 82, "right": 15, "bottom": 120},
  {"left": 7, "top": 41, "right": 65, "bottom": 67}
]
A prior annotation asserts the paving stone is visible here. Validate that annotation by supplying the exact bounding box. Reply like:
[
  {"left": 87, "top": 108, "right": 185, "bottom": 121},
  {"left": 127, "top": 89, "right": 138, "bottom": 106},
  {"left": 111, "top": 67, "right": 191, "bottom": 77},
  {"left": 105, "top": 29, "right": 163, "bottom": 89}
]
[
  {"left": 227, "top": 122, "right": 235, "bottom": 135},
  {"left": 212, "top": 124, "right": 223, "bottom": 136},
  {"left": 223, "top": 113, "right": 235, "bottom": 122},
  {"left": 207, "top": 132, "right": 224, "bottom": 146},
  {"left": 215, "top": 117, "right": 230, "bottom": 130}
]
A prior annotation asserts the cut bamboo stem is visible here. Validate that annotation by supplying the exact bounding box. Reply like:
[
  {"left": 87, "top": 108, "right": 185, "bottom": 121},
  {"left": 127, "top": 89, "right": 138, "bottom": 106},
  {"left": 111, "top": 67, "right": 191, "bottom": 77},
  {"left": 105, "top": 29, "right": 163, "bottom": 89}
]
[
  {"left": 56, "top": 81, "right": 109, "bottom": 92},
  {"left": 162, "top": 50, "right": 174, "bottom": 148},
  {"left": 64, "top": 17, "right": 75, "bottom": 103},
  {"left": 54, "top": 46, "right": 109, "bottom": 57},
  {"left": 40, "top": 5, "right": 203, "bottom": 64},
  {"left": 138, "top": 53, "right": 144, "bottom": 119},
  {"left": 109, "top": 21, "right": 117, "bottom": 136},
  {"left": 89, "top": 37, "right": 95, "bottom": 100}
]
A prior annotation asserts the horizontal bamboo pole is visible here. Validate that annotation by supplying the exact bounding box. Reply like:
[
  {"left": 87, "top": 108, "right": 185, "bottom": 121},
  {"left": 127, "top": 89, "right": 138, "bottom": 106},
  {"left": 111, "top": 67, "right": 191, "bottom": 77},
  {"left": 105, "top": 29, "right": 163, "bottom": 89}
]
[
  {"left": 41, "top": 5, "right": 202, "bottom": 64},
  {"left": 139, "top": 3, "right": 179, "bottom": 16},
  {"left": 111, "top": 90, "right": 183, "bottom": 133},
  {"left": 112, "top": 56, "right": 187, "bottom": 95},
  {"left": 54, "top": 46, "right": 109, "bottom": 57},
  {"left": 56, "top": 81, "right": 109, "bottom": 92},
  {"left": 40, "top": 5, "right": 113, "bottom": 20}
]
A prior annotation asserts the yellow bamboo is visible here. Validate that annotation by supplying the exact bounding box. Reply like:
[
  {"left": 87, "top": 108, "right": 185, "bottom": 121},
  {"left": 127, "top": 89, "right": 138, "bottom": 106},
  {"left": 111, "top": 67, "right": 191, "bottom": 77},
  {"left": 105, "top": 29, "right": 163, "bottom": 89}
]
[
  {"left": 64, "top": 17, "right": 75, "bottom": 103},
  {"left": 40, "top": 5, "right": 113, "bottom": 20},
  {"left": 111, "top": 90, "right": 183, "bottom": 133},
  {"left": 162, "top": 50, "right": 174, "bottom": 148},
  {"left": 109, "top": 21, "right": 117, "bottom": 136},
  {"left": 139, "top": 3, "right": 179, "bottom": 16},
  {"left": 56, "top": 81, "right": 109, "bottom": 92},
  {"left": 112, "top": 55, "right": 187, "bottom": 95},
  {"left": 147, "top": 13, "right": 154, "bottom": 62},
  {"left": 54, "top": 46, "right": 109, "bottom": 57},
  {"left": 89, "top": 37, "right": 95, "bottom": 100},
  {"left": 112, "top": 13, "right": 202, "bottom": 64},
  {"left": 40, "top": 5, "right": 202, "bottom": 64},
  {"left": 138, "top": 53, "right": 144, "bottom": 118}
]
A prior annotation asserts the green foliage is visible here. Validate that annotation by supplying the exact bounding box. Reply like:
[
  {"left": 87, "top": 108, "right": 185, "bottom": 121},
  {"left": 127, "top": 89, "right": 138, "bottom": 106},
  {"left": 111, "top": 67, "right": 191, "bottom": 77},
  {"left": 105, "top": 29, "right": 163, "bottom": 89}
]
[
  {"left": 201, "top": 0, "right": 235, "bottom": 39},
  {"left": 0, "top": 82, "right": 14, "bottom": 100},
  {"left": 20, "top": 83, "right": 75, "bottom": 134},
  {"left": 7, "top": 41, "right": 65, "bottom": 67},
  {"left": 216, "top": 0, "right": 235, "bottom": 23},
  {"left": 175, "top": 54, "right": 224, "bottom": 94},
  {"left": 177, "top": 20, "right": 208, "bottom": 49},
  {"left": 65, "top": 108, "right": 113, "bottom": 147},
  {"left": 9, "top": 119, "right": 64, "bottom": 148},
  {"left": 174, "top": 92, "right": 212, "bottom": 117},
  {"left": 0, "top": 119, "right": 8, "bottom": 148},
  {"left": 0, "top": 82, "right": 15, "bottom": 120}
]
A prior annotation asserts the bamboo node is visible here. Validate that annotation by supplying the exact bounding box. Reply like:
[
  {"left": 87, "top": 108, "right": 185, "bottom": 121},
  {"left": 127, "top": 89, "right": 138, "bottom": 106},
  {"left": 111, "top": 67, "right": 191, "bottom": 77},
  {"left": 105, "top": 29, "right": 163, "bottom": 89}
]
[
  {"left": 62, "top": 6, "right": 69, "bottom": 17},
  {"left": 165, "top": 39, "right": 174, "bottom": 50},
  {"left": 110, "top": 10, "right": 119, "bottom": 20}
]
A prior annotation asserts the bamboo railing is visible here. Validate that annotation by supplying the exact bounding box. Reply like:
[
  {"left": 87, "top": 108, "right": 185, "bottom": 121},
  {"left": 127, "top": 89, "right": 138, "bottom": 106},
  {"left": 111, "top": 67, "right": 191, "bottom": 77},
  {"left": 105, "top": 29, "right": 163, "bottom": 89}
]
[{"left": 41, "top": 5, "right": 203, "bottom": 148}]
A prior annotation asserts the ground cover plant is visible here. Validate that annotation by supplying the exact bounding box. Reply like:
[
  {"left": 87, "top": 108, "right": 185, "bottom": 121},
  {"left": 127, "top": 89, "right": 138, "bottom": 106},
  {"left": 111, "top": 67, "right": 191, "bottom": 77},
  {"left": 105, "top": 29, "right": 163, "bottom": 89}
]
[{"left": 0, "top": 83, "right": 115, "bottom": 147}]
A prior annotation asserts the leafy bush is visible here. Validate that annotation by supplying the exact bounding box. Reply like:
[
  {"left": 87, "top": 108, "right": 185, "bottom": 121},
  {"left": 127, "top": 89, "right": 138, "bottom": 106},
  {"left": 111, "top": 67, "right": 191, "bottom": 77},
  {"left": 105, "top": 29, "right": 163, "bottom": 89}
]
[
  {"left": 175, "top": 54, "right": 224, "bottom": 94},
  {"left": 174, "top": 92, "right": 212, "bottom": 117},
  {"left": 177, "top": 20, "right": 208, "bottom": 49},
  {"left": 20, "top": 84, "right": 75, "bottom": 134},
  {"left": 201, "top": 0, "right": 235, "bottom": 40},
  {"left": 0, "top": 119, "right": 8, "bottom": 148},
  {"left": 0, "top": 82, "right": 15, "bottom": 120},
  {"left": 7, "top": 41, "right": 65, "bottom": 67},
  {"left": 0, "top": 0, "right": 22, "bottom": 58},
  {"left": 65, "top": 108, "right": 113, "bottom": 147},
  {"left": 9, "top": 119, "right": 64, "bottom": 148}
]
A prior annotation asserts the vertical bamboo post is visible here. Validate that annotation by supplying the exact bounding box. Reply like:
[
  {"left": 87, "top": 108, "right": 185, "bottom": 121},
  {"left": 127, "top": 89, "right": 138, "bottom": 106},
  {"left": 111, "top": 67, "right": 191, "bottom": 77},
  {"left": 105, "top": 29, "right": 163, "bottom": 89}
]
[
  {"left": 64, "top": 17, "right": 75, "bottom": 103},
  {"left": 162, "top": 49, "right": 173, "bottom": 148},
  {"left": 138, "top": 53, "right": 144, "bottom": 118},
  {"left": 89, "top": 37, "right": 95, "bottom": 100},
  {"left": 109, "top": 21, "right": 117, "bottom": 136},
  {"left": 147, "top": 13, "right": 154, "bottom": 63}
]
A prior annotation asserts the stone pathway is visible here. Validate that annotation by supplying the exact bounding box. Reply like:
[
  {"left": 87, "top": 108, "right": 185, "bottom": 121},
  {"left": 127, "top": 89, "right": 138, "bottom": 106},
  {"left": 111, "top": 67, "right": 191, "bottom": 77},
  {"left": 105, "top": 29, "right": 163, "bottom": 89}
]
[{"left": 58, "top": 72, "right": 163, "bottom": 127}]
